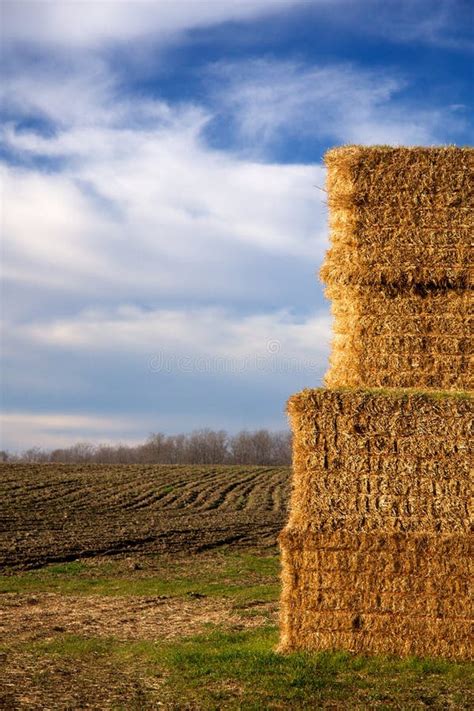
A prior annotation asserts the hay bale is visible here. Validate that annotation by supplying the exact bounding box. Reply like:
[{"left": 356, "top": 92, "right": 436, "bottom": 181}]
[
  {"left": 286, "top": 388, "right": 472, "bottom": 532},
  {"left": 320, "top": 146, "right": 473, "bottom": 390},
  {"left": 321, "top": 146, "right": 474, "bottom": 288},
  {"left": 325, "top": 286, "right": 472, "bottom": 390},
  {"left": 279, "top": 388, "right": 473, "bottom": 659},
  {"left": 280, "top": 147, "right": 473, "bottom": 659},
  {"left": 279, "top": 528, "right": 472, "bottom": 658}
]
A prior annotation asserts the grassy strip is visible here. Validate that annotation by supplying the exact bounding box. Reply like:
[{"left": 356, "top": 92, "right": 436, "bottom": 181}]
[
  {"left": 2, "top": 550, "right": 472, "bottom": 708},
  {"left": 4, "top": 628, "right": 473, "bottom": 710},
  {"left": 0, "top": 552, "right": 280, "bottom": 601}
]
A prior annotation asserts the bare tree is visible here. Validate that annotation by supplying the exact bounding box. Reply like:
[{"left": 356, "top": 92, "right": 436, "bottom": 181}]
[
  {"left": 7, "top": 428, "right": 292, "bottom": 465},
  {"left": 186, "top": 429, "right": 229, "bottom": 464}
]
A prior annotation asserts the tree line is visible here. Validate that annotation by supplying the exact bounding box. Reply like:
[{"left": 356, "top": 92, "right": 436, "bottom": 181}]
[{"left": 1, "top": 429, "right": 292, "bottom": 466}]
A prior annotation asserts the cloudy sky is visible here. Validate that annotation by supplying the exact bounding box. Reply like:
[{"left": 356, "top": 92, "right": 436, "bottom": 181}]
[{"left": 1, "top": 0, "right": 473, "bottom": 451}]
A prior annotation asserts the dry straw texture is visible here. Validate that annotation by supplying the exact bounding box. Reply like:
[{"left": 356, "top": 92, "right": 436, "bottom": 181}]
[
  {"left": 279, "top": 528, "right": 472, "bottom": 659},
  {"left": 321, "top": 146, "right": 474, "bottom": 288},
  {"left": 280, "top": 147, "right": 473, "bottom": 659},
  {"left": 320, "top": 146, "right": 474, "bottom": 390},
  {"left": 326, "top": 286, "right": 472, "bottom": 390},
  {"left": 279, "top": 388, "right": 473, "bottom": 659}
]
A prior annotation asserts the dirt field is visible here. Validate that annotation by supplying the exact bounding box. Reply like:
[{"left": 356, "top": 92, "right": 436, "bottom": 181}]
[
  {"left": 1, "top": 464, "right": 472, "bottom": 709},
  {"left": 0, "top": 464, "right": 290, "bottom": 570},
  {"left": 0, "top": 549, "right": 282, "bottom": 710}
]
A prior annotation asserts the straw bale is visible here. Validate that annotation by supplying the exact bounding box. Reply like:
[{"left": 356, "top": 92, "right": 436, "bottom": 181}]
[
  {"left": 280, "top": 147, "right": 473, "bottom": 659},
  {"left": 321, "top": 146, "right": 474, "bottom": 288},
  {"left": 279, "top": 528, "right": 473, "bottom": 659},
  {"left": 325, "top": 146, "right": 473, "bottom": 199},
  {"left": 286, "top": 388, "right": 472, "bottom": 533},
  {"left": 325, "top": 287, "right": 473, "bottom": 390},
  {"left": 279, "top": 389, "right": 473, "bottom": 659}
]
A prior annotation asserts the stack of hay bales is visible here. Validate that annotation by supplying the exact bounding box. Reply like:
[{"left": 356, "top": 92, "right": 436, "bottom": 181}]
[
  {"left": 321, "top": 146, "right": 473, "bottom": 390},
  {"left": 279, "top": 146, "right": 473, "bottom": 659},
  {"left": 280, "top": 388, "right": 472, "bottom": 658}
]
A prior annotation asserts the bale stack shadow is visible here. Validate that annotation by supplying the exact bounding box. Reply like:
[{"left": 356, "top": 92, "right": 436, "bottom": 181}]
[{"left": 279, "top": 146, "right": 473, "bottom": 659}]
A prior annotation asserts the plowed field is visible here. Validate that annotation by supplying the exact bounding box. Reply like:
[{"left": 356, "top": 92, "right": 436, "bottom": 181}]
[
  {"left": 0, "top": 464, "right": 291, "bottom": 569},
  {"left": 1, "top": 464, "right": 473, "bottom": 709}
]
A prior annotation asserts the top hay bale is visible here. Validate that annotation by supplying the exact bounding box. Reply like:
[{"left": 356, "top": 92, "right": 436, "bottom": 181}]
[
  {"left": 320, "top": 145, "right": 473, "bottom": 390},
  {"left": 320, "top": 146, "right": 474, "bottom": 289}
]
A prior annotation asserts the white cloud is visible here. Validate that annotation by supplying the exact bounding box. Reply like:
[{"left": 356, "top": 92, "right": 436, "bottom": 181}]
[
  {"left": 4, "top": 0, "right": 469, "bottom": 51},
  {"left": 1, "top": 301, "right": 332, "bottom": 451},
  {"left": 0, "top": 412, "right": 148, "bottom": 450},
  {"left": 2, "top": 166, "right": 113, "bottom": 285},
  {"left": 209, "top": 58, "right": 467, "bottom": 149},
  {"left": 2, "top": 0, "right": 305, "bottom": 47},
  {"left": 2, "top": 77, "right": 326, "bottom": 303},
  {"left": 1, "top": 62, "right": 329, "bottom": 456},
  {"left": 2, "top": 18, "right": 469, "bottom": 450},
  {"left": 2, "top": 412, "right": 135, "bottom": 431},
  {"left": 358, "top": 0, "right": 474, "bottom": 51},
  {"left": 4, "top": 53, "right": 463, "bottom": 316},
  {"left": 18, "top": 304, "right": 331, "bottom": 370},
  {"left": 0, "top": 52, "right": 198, "bottom": 132}
]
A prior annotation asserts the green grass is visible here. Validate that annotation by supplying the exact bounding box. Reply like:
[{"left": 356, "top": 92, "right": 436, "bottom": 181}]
[
  {"left": 2, "top": 550, "right": 473, "bottom": 708},
  {"left": 156, "top": 628, "right": 473, "bottom": 709},
  {"left": 9, "top": 628, "right": 473, "bottom": 710},
  {"left": 0, "top": 551, "right": 280, "bottom": 601}
]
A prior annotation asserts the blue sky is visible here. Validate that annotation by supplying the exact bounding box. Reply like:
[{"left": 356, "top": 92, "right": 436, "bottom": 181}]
[{"left": 1, "top": 0, "right": 473, "bottom": 451}]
